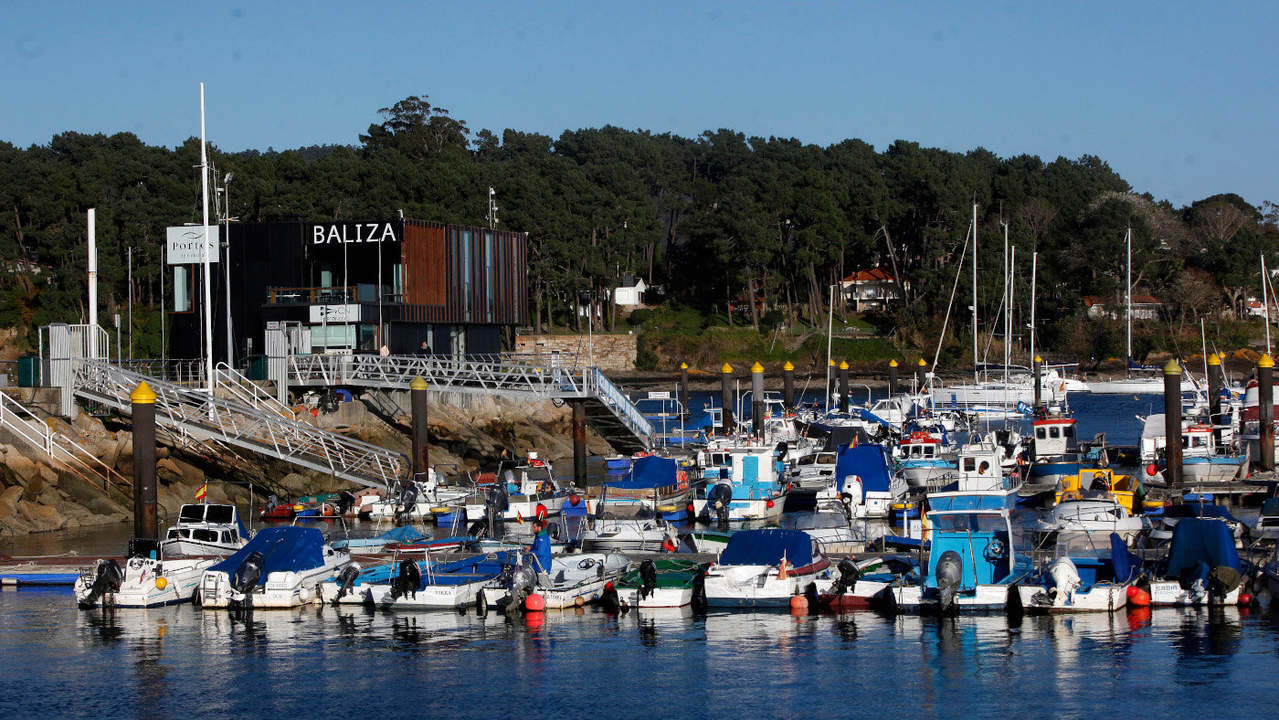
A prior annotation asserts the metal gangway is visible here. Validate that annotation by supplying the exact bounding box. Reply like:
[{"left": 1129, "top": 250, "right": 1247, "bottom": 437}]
[
  {"left": 287, "top": 354, "right": 655, "bottom": 453},
  {"left": 72, "top": 361, "right": 406, "bottom": 490}
]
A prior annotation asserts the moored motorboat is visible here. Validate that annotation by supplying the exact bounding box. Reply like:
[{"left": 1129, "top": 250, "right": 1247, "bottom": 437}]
[
  {"left": 1016, "top": 532, "right": 1139, "bottom": 613},
  {"left": 161, "top": 503, "right": 250, "bottom": 557},
  {"left": 617, "top": 558, "right": 707, "bottom": 609},
  {"left": 702, "top": 529, "right": 834, "bottom": 608},
  {"left": 75, "top": 540, "right": 216, "bottom": 609},
  {"left": 1146, "top": 517, "right": 1245, "bottom": 606},
  {"left": 200, "top": 526, "right": 353, "bottom": 609}
]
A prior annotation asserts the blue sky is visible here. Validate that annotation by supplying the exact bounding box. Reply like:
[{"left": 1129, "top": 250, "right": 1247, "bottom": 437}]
[{"left": 4, "top": 1, "right": 1275, "bottom": 208}]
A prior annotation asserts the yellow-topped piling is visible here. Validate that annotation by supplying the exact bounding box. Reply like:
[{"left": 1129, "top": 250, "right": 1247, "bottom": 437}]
[{"left": 130, "top": 381, "right": 156, "bottom": 404}]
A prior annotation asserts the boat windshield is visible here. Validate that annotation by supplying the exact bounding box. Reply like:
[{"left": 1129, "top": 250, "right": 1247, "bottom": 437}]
[
  {"left": 178, "top": 505, "right": 205, "bottom": 522},
  {"left": 1054, "top": 532, "right": 1111, "bottom": 559},
  {"left": 933, "top": 513, "right": 1005, "bottom": 532},
  {"left": 205, "top": 505, "right": 234, "bottom": 524}
]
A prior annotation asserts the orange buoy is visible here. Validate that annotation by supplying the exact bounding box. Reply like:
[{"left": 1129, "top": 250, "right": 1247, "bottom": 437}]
[
  {"left": 1239, "top": 592, "right": 1253, "bottom": 605},
  {"left": 569, "top": 493, "right": 581, "bottom": 507},
  {"left": 765, "top": 499, "right": 775, "bottom": 509},
  {"left": 789, "top": 595, "right": 808, "bottom": 612},
  {"left": 1126, "top": 586, "right": 1151, "bottom": 607},
  {"left": 573, "top": 596, "right": 585, "bottom": 607},
  {"left": 1145, "top": 464, "right": 1158, "bottom": 477},
  {"left": 525, "top": 593, "right": 546, "bottom": 611}
]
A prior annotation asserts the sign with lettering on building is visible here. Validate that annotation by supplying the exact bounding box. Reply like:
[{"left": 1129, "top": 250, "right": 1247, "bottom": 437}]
[
  {"left": 309, "top": 304, "right": 361, "bottom": 323},
  {"left": 308, "top": 222, "right": 401, "bottom": 245},
  {"left": 166, "top": 226, "right": 221, "bottom": 264}
]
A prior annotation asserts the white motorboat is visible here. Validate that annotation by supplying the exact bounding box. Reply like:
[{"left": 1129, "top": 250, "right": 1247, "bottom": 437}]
[
  {"left": 1036, "top": 498, "right": 1147, "bottom": 539},
  {"left": 1016, "top": 533, "right": 1137, "bottom": 613},
  {"left": 162, "top": 503, "right": 250, "bottom": 557},
  {"left": 200, "top": 526, "right": 353, "bottom": 609},
  {"left": 702, "top": 529, "right": 834, "bottom": 608},
  {"left": 579, "top": 517, "right": 678, "bottom": 552},
  {"left": 496, "top": 552, "right": 632, "bottom": 611},
  {"left": 462, "top": 453, "right": 570, "bottom": 523},
  {"left": 76, "top": 542, "right": 217, "bottom": 608}
]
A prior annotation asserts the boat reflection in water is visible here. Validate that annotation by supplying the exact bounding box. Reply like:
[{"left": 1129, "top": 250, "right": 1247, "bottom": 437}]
[{"left": 45, "top": 598, "right": 1265, "bottom": 719}]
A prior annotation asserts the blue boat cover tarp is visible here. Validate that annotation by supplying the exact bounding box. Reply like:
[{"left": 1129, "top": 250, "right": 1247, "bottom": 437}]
[
  {"left": 608, "top": 456, "right": 677, "bottom": 489},
  {"left": 378, "top": 526, "right": 427, "bottom": 544},
  {"left": 1109, "top": 532, "right": 1141, "bottom": 583},
  {"left": 1163, "top": 503, "right": 1241, "bottom": 524},
  {"left": 209, "top": 526, "right": 327, "bottom": 586},
  {"left": 719, "top": 529, "right": 815, "bottom": 567},
  {"left": 835, "top": 444, "right": 893, "bottom": 500},
  {"left": 1165, "top": 518, "right": 1241, "bottom": 577}
]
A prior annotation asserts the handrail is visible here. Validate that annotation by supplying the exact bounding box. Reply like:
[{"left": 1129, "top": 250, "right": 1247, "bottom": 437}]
[
  {"left": 0, "top": 391, "right": 132, "bottom": 499},
  {"left": 214, "top": 362, "right": 296, "bottom": 418},
  {"left": 73, "top": 361, "right": 406, "bottom": 489},
  {"left": 285, "top": 353, "right": 653, "bottom": 450}
]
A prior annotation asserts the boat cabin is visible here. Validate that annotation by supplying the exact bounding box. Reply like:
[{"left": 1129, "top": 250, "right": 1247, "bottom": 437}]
[
  {"left": 900, "top": 431, "right": 943, "bottom": 462},
  {"left": 1180, "top": 424, "right": 1216, "bottom": 458},
  {"left": 502, "top": 453, "right": 558, "bottom": 496},
  {"left": 955, "top": 444, "right": 1011, "bottom": 493},
  {"left": 698, "top": 446, "right": 784, "bottom": 493},
  {"left": 924, "top": 508, "right": 1021, "bottom": 591},
  {"left": 1032, "top": 417, "right": 1077, "bottom": 458}
]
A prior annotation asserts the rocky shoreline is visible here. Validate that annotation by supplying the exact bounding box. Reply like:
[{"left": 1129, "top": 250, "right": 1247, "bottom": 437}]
[{"left": 0, "top": 388, "right": 610, "bottom": 537}]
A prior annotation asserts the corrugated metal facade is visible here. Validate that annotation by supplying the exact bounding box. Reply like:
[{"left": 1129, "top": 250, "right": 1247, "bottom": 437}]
[{"left": 401, "top": 220, "right": 528, "bottom": 325}]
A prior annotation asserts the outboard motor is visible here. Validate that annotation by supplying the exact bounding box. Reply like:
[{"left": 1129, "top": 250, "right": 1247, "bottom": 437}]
[
  {"left": 775, "top": 441, "right": 789, "bottom": 462},
  {"left": 710, "top": 483, "right": 733, "bottom": 530},
  {"left": 505, "top": 564, "right": 537, "bottom": 614},
  {"left": 690, "top": 565, "right": 708, "bottom": 614},
  {"left": 397, "top": 482, "right": 419, "bottom": 520},
  {"left": 80, "top": 559, "right": 124, "bottom": 607},
  {"left": 638, "top": 559, "right": 658, "bottom": 601},
  {"left": 231, "top": 551, "right": 265, "bottom": 595},
  {"left": 337, "top": 491, "right": 356, "bottom": 516},
  {"left": 832, "top": 558, "right": 860, "bottom": 596},
  {"left": 1208, "top": 565, "right": 1243, "bottom": 601},
  {"left": 333, "top": 565, "right": 361, "bottom": 602},
  {"left": 1048, "top": 557, "right": 1082, "bottom": 603},
  {"left": 934, "top": 550, "right": 963, "bottom": 613},
  {"left": 391, "top": 559, "right": 422, "bottom": 600},
  {"left": 467, "top": 518, "right": 490, "bottom": 540}
]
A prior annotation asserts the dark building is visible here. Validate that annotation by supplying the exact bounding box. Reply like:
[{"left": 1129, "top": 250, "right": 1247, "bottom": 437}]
[{"left": 169, "top": 219, "right": 528, "bottom": 363}]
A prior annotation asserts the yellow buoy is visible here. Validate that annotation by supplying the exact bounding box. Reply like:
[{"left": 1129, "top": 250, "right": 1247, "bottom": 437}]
[{"left": 155, "top": 576, "right": 168, "bottom": 590}]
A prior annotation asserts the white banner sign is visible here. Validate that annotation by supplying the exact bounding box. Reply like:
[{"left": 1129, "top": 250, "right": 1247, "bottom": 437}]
[
  {"left": 309, "top": 304, "right": 361, "bottom": 323},
  {"left": 166, "top": 226, "right": 220, "bottom": 264}
]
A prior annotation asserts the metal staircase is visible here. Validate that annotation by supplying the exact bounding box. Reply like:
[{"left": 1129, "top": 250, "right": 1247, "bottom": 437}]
[
  {"left": 287, "top": 354, "right": 654, "bottom": 452},
  {"left": 72, "top": 361, "right": 405, "bottom": 490},
  {"left": 0, "top": 391, "right": 133, "bottom": 505}
]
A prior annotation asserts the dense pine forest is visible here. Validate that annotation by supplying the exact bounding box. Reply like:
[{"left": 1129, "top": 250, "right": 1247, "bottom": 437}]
[{"left": 1, "top": 95, "right": 1275, "bottom": 368}]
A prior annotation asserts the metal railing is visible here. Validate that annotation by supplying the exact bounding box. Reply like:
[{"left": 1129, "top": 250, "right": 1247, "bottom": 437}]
[
  {"left": 286, "top": 353, "right": 653, "bottom": 448},
  {"left": 115, "top": 359, "right": 206, "bottom": 385},
  {"left": 583, "top": 367, "right": 655, "bottom": 441},
  {"left": 72, "top": 361, "right": 406, "bottom": 489},
  {"left": 214, "top": 362, "right": 296, "bottom": 418},
  {"left": 0, "top": 391, "right": 132, "bottom": 500}
]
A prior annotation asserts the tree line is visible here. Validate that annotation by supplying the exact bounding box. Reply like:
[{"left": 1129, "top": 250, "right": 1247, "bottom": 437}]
[{"left": 1, "top": 94, "right": 1276, "bottom": 364}]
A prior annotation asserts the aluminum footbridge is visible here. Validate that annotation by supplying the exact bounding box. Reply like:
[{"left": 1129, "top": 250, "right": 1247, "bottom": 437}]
[
  {"left": 72, "top": 361, "right": 406, "bottom": 489},
  {"left": 287, "top": 354, "right": 654, "bottom": 454}
]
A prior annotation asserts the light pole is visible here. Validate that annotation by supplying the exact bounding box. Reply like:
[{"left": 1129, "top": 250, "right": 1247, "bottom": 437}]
[{"left": 219, "top": 172, "right": 234, "bottom": 368}]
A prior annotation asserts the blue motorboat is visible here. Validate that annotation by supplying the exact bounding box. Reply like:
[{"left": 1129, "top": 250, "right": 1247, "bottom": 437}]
[
  {"left": 602, "top": 455, "right": 691, "bottom": 521},
  {"left": 1147, "top": 517, "right": 1245, "bottom": 606},
  {"left": 320, "top": 550, "right": 519, "bottom": 609},
  {"left": 200, "top": 526, "right": 352, "bottom": 608}
]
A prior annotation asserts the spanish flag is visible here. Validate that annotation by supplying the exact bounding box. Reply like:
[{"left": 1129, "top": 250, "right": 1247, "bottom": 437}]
[{"left": 195, "top": 483, "right": 207, "bottom": 501}]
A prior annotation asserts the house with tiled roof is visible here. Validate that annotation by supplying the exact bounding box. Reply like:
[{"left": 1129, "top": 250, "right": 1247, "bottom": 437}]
[
  {"left": 1083, "top": 294, "right": 1162, "bottom": 320},
  {"left": 841, "top": 268, "right": 905, "bottom": 312}
]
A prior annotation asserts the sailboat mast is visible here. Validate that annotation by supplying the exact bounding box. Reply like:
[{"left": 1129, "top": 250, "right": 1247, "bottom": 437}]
[
  {"left": 1029, "top": 251, "right": 1037, "bottom": 371},
  {"left": 1003, "top": 221, "right": 1010, "bottom": 387},
  {"left": 1264, "top": 254, "right": 1271, "bottom": 356},
  {"left": 1125, "top": 226, "right": 1132, "bottom": 375},
  {"left": 972, "top": 202, "right": 979, "bottom": 385},
  {"left": 200, "top": 82, "right": 214, "bottom": 396}
]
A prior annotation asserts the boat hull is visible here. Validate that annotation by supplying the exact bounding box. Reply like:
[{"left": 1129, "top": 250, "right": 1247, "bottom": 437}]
[
  {"left": 1017, "top": 584, "right": 1127, "bottom": 613},
  {"left": 75, "top": 557, "right": 214, "bottom": 608},
  {"left": 621, "top": 586, "right": 693, "bottom": 609},
  {"left": 1147, "top": 580, "right": 1240, "bottom": 607}
]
